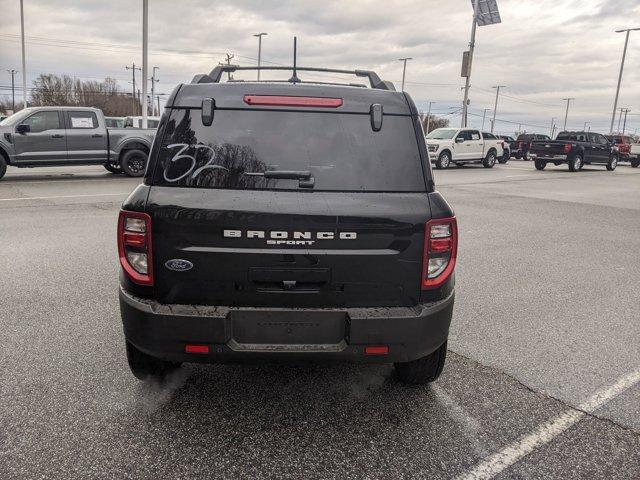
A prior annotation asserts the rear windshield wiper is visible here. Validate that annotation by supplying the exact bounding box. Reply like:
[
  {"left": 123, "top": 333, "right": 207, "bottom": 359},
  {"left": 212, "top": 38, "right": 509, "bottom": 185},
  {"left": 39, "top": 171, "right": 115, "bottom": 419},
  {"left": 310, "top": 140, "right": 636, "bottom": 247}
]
[{"left": 244, "top": 170, "right": 314, "bottom": 188}]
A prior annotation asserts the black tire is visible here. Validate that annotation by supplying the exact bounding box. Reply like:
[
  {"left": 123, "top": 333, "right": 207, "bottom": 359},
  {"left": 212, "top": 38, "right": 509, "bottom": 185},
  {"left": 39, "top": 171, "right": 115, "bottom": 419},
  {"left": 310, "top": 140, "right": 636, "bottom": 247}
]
[
  {"left": 606, "top": 155, "right": 618, "bottom": 171},
  {"left": 120, "top": 149, "right": 148, "bottom": 177},
  {"left": 568, "top": 154, "right": 583, "bottom": 172},
  {"left": 103, "top": 162, "right": 122, "bottom": 174},
  {"left": 631, "top": 157, "right": 640, "bottom": 168},
  {"left": 126, "top": 341, "right": 181, "bottom": 381},
  {"left": 522, "top": 151, "right": 531, "bottom": 161},
  {"left": 0, "top": 155, "right": 7, "bottom": 180},
  {"left": 534, "top": 159, "right": 546, "bottom": 170},
  {"left": 395, "top": 341, "right": 448, "bottom": 385},
  {"left": 498, "top": 151, "right": 509, "bottom": 164},
  {"left": 514, "top": 152, "right": 522, "bottom": 160},
  {"left": 435, "top": 151, "right": 451, "bottom": 169},
  {"left": 482, "top": 150, "right": 496, "bottom": 168}
]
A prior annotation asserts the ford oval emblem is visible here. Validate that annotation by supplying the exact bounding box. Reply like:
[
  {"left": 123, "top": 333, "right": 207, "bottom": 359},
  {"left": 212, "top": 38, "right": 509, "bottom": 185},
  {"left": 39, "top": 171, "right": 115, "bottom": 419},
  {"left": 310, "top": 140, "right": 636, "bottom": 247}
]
[{"left": 165, "top": 259, "right": 193, "bottom": 272}]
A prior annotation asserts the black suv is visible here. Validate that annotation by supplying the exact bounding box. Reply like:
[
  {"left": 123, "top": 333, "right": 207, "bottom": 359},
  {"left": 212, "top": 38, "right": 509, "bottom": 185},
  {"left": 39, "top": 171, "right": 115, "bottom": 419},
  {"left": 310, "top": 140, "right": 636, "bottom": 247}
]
[{"left": 118, "top": 65, "right": 456, "bottom": 385}]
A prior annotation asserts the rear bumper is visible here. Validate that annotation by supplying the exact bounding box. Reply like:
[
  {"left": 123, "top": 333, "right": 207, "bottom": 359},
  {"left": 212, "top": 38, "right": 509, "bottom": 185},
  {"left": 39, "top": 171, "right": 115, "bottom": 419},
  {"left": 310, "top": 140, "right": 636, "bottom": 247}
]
[
  {"left": 530, "top": 154, "right": 568, "bottom": 161},
  {"left": 119, "top": 287, "right": 454, "bottom": 364}
]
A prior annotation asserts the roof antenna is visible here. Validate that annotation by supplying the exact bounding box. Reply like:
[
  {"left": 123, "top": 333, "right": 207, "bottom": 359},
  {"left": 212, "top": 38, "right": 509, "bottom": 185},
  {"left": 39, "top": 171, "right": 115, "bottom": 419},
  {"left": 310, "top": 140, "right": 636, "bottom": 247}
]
[{"left": 288, "top": 36, "right": 301, "bottom": 84}]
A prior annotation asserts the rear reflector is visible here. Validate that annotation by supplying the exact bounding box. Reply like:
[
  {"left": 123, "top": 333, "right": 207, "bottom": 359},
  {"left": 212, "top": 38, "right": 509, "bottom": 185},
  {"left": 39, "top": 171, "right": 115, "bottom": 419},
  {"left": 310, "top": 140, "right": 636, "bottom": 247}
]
[
  {"left": 365, "top": 345, "right": 389, "bottom": 356},
  {"left": 185, "top": 344, "right": 210, "bottom": 354},
  {"left": 243, "top": 95, "right": 343, "bottom": 108}
]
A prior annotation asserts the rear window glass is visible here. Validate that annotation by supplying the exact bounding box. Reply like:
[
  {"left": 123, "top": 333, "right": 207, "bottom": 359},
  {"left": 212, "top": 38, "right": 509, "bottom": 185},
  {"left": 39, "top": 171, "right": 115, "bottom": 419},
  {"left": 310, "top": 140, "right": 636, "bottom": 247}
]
[
  {"left": 557, "top": 132, "right": 588, "bottom": 142},
  {"left": 152, "top": 108, "right": 426, "bottom": 192}
]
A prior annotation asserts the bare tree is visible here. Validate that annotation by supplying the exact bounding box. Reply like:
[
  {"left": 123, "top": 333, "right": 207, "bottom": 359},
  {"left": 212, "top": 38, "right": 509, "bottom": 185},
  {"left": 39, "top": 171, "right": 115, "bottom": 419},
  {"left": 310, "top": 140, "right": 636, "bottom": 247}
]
[{"left": 420, "top": 114, "right": 450, "bottom": 134}]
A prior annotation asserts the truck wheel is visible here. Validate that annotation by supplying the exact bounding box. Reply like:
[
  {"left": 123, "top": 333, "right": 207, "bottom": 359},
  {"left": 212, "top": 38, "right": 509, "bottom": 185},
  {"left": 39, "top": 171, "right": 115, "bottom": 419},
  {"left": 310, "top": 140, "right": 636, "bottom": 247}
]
[
  {"left": 435, "top": 151, "right": 451, "bottom": 169},
  {"left": 631, "top": 158, "right": 640, "bottom": 168},
  {"left": 483, "top": 151, "right": 496, "bottom": 168},
  {"left": 523, "top": 151, "right": 531, "bottom": 161},
  {"left": 126, "top": 341, "right": 181, "bottom": 381},
  {"left": 395, "top": 341, "right": 447, "bottom": 385},
  {"left": 103, "top": 162, "right": 122, "bottom": 174},
  {"left": 534, "top": 159, "right": 546, "bottom": 170},
  {"left": 0, "top": 155, "right": 6, "bottom": 180},
  {"left": 498, "top": 152, "right": 509, "bottom": 164},
  {"left": 606, "top": 155, "right": 618, "bottom": 171},
  {"left": 120, "top": 149, "right": 148, "bottom": 177},
  {"left": 568, "top": 155, "right": 583, "bottom": 172}
]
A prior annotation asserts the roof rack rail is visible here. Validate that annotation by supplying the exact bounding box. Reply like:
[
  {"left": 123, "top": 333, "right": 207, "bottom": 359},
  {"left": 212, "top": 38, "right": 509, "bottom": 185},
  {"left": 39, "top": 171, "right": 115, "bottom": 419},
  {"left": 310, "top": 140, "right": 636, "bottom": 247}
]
[{"left": 191, "top": 65, "right": 396, "bottom": 91}]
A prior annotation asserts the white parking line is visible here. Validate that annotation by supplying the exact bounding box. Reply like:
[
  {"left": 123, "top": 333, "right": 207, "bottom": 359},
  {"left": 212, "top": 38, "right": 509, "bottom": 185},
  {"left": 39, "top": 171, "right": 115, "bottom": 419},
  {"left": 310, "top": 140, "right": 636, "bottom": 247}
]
[
  {"left": 0, "top": 193, "right": 130, "bottom": 202},
  {"left": 456, "top": 368, "right": 640, "bottom": 480}
]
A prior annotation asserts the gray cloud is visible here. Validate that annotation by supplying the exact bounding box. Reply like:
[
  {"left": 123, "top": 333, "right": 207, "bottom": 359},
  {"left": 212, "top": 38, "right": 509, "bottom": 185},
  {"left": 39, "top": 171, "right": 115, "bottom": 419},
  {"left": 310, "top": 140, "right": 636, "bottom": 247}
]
[{"left": 0, "top": 0, "right": 638, "bottom": 134}]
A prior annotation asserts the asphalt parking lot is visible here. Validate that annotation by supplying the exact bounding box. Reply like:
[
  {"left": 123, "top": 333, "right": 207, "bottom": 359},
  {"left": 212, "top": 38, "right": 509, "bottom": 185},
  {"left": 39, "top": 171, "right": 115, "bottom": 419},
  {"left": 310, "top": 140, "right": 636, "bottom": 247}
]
[{"left": 1, "top": 161, "right": 639, "bottom": 479}]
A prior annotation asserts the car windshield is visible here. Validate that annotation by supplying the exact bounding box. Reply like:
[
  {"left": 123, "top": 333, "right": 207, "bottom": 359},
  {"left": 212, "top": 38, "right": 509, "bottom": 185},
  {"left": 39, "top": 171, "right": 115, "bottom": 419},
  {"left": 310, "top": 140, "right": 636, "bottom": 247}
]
[
  {"left": 426, "top": 128, "right": 457, "bottom": 139},
  {"left": 152, "top": 108, "right": 426, "bottom": 192}
]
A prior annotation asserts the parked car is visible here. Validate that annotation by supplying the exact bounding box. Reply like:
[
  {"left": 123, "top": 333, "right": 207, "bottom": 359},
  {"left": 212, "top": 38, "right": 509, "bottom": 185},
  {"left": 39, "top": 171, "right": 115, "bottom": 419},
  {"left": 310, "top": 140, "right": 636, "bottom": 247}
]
[
  {"left": 630, "top": 143, "right": 640, "bottom": 168},
  {"left": 529, "top": 131, "right": 618, "bottom": 172},
  {"left": 426, "top": 127, "right": 503, "bottom": 169},
  {"left": 483, "top": 132, "right": 509, "bottom": 163},
  {"left": 513, "top": 133, "right": 551, "bottom": 160},
  {"left": 497, "top": 135, "right": 514, "bottom": 163},
  {"left": 105, "top": 116, "right": 125, "bottom": 128},
  {"left": 0, "top": 106, "right": 155, "bottom": 179},
  {"left": 605, "top": 134, "right": 633, "bottom": 160},
  {"left": 124, "top": 116, "right": 160, "bottom": 128},
  {"left": 118, "top": 65, "right": 457, "bottom": 385}
]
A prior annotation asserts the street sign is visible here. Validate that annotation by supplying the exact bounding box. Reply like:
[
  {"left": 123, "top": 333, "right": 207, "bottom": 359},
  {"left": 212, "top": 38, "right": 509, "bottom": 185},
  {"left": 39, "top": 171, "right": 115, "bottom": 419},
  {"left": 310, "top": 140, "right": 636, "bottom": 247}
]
[{"left": 471, "top": 0, "right": 502, "bottom": 26}]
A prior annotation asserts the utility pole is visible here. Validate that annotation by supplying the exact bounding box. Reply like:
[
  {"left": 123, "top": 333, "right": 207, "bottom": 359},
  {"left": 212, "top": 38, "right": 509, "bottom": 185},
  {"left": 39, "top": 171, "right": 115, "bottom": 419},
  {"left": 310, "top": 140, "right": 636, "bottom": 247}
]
[
  {"left": 622, "top": 108, "right": 630, "bottom": 134},
  {"left": 157, "top": 96, "right": 161, "bottom": 115},
  {"left": 125, "top": 63, "right": 141, "bottom": 115},
  {"left": 609, "top": 28, "right": 639, "bottom": 134},
  {"left": 583, "top": 121, "right": 589, "bottom": 131},
  {"left": 461, "top": 0, "right": 480, "bottom": 127},
  {"left": 221, "top": 53, "right": 235, "bottom": 81},
  {"left": 617, "top": 107, "right": 624, "bottom": 132},
  {"left": 253, "top": 32, "right": 267, "bottom": 81},
  {"left": 20, "top": 0, "right": 27, "bottom": 109},
  {"left": 425, "top": 101, "right": 433, "bottom": 134},
  {"left": 490, "top": 85, "right": 505, "bottom": 134},
  {"left": 562, "top": 97, "right": 574, "bottom": 130},
  {"left": 150, "top": 66, "right": 159, "bottom": 116},
  {"left": 7, "top": 69, "right": 17, "bottom": 111},
  {"left": 398, "top": 57, "right": 412, "bottom": 91},
  {"left": 141, "top": 0, "right": 148, "bottom": 128},
  {"left": 550, "top": 117, "right": 556, "bottom": 136},
  {"left": 481, "top": 108, "right": 489, "bottom": 130}
]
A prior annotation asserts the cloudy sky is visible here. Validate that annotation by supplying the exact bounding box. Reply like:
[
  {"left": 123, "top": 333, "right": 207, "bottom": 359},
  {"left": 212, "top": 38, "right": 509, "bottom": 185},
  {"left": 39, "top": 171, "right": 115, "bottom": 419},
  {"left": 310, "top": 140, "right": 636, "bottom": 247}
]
[{"left": 1, "top": 0, "right": 638, "bottom": 135}]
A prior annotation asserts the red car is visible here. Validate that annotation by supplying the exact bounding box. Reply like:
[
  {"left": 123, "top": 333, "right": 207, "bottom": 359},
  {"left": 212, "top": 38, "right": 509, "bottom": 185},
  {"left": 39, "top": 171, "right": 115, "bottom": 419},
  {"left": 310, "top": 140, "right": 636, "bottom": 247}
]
[{"left": 605, "top": 135, "right": 632, "bottom": 160}]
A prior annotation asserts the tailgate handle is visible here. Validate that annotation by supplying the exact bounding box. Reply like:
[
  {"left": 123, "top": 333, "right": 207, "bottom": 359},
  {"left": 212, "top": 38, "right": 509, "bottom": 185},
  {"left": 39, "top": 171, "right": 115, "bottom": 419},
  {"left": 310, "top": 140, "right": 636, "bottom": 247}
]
[{"left": 282, "top": 280, "right": 297, "bottom": 291}]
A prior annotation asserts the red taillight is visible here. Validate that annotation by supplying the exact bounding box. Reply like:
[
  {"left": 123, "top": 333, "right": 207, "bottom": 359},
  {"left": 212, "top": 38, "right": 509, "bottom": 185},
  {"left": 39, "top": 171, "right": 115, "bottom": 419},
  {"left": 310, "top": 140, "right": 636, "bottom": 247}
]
[
  {"left": 118, "top": 210, "right": 153, "bottom": 286},
  {"left": 563, "top": 144, "right": 572, "bottom": 153},
  {"left": 185, "top": 344, "right": 209, "bottom": 354},
  {"left": 421, "top": 217, "right": 458, "bottom": 290},
  {"left": 243, "top": 95, "right": 343, "bottom": 108}
]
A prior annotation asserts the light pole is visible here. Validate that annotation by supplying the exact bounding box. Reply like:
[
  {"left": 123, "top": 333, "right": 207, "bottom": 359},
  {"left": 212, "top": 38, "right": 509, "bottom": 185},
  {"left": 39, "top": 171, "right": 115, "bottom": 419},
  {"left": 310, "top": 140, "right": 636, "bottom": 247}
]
[
  {"left": 490, "top": 85, "right": 505, "bottom": 133},
  {"left": 7, "top": 69, "right": 17, "bottom": 112},
  {"left": 150, "top": 66, "right": 159, "bottom": 115},
  {"left": 141, "top": 0, "right": 148, "bottom": 128},
  {"left": 583, "top": 121, "right": 589, "bottom": 131},
  {"left": 622, "top": 108, "right": 630, "bottom": 134},
  {"left": 425, "top": 101, "right": 433, "bottom": 134},
  {"left": 562, "top": 97, "right": 574, "bottom": 130},
  {"left": 550, "top": 117, "right": 556, "bottom": 136},
  {"left": 398, "top": 57, "right": 412, "bottom": 91},
  {"left": 20, "top": 0, "right": 27, "bottom": 109},
  {"left": 609, "top": 28, "right": 639, "bottom": 134},
  {"left": 253, "top": 33, "right": 267, "bottom": 81},
  {"left": 460, "top": 0, "right": 502, "bottom": 127},
  {"left": 481, "top": 108, "right": 489, "bottom": 130}
]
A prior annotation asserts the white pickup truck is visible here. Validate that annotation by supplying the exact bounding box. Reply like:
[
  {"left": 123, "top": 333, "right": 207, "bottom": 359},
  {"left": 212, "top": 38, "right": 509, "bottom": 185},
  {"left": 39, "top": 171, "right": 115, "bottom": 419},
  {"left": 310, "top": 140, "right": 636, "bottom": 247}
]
[
  {"left": 426, "top": 128, "right": 504, "bottom": 169},
  {"left": 631, "top": 143, "right": 640, "bottom": 168}
]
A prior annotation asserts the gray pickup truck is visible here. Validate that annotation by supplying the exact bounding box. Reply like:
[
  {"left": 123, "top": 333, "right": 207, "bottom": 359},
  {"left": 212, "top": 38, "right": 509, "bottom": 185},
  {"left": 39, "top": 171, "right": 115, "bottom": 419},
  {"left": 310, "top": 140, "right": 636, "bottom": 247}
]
[{"left": 0, "top": 106, "right": 155, "bottom": 180}]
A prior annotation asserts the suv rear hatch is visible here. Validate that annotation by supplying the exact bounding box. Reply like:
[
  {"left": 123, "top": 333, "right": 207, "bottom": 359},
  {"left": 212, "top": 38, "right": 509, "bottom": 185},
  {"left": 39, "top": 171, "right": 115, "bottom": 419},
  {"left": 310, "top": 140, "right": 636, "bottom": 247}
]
[{"left": 145, "top": 84, "right": 432, "bottom": 308}]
